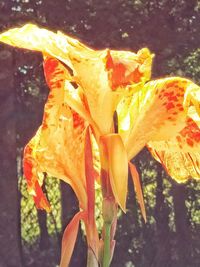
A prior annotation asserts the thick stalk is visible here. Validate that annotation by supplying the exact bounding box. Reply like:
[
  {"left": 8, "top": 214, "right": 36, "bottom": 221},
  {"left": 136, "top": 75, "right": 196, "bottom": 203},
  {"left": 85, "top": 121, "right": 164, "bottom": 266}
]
[
  {"left": 102, "top": 223, "right": 111, "bottom": 267},
  {"left": 102, "top": 196, "right": 117, "bottom": 267}
]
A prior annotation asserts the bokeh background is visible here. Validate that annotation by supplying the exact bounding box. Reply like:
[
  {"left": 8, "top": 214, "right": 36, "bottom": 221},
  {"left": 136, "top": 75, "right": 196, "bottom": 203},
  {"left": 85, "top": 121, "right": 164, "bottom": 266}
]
[{"left": 0, "top": 1, "right": 200, "bottom": 266}]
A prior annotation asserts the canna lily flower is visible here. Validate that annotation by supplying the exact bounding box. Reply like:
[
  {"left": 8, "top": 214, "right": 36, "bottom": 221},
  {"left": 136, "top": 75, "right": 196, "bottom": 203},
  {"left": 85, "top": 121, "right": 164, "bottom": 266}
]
[
  {"left": 23, "top": 56, "right": 99, "bottom": 266},
  {"left": 1, "top": 23, "right": 200, "bottom": 267},
  {"left": 0, "top": 24, "right": 153, "bottom": 212},
  {"left": 1, "top": 24, "right": 199, "bottom": 212}
]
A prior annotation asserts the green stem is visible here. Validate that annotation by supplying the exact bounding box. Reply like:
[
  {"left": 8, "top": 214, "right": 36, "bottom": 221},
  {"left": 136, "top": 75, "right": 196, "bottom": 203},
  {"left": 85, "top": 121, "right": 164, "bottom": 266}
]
[{"left": 103, "top": 223, "right": 111, "bottom": 267}]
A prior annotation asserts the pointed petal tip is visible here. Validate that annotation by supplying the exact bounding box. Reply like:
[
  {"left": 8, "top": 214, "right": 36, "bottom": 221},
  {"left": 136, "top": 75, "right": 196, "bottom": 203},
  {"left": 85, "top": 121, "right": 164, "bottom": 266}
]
[
  {"left": 60, "top": 211, "right": 85, "bottom": 267},
  {"left": 129, "top": 162, "right": 147, "bottom": 222}
]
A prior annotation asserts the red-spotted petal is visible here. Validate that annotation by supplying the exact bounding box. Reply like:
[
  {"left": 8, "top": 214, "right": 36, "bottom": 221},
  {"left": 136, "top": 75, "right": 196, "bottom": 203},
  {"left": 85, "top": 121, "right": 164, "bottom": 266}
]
[
  {"left": 23, "top": 139, "right": 51, "bottom": 212},
  {"left": 23, "top": 57, "right": 90, "bottom": 210},
  {"left": 118, "top": 77, "right": 200, "bottom": 161},
  {"left": 148, "top": 118, "right": 200, "bottom": 182},
  {"left": 105, "top": 48, "right": 153, "bottom": 90},
  {"left": 0, "top": 24, "right": 153, "bottom": 136}
]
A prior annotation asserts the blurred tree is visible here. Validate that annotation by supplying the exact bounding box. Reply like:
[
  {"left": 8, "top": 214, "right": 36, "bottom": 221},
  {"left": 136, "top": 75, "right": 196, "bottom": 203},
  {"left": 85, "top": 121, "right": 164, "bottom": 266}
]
[
  {"left": 153, "top": 165, "right": 170, "bottom": 267},
  {"left": 172, "top": 183, "right": 192, "bottom": 266},
  {"left": 0, "top": 47, "right": 22, "bottom": 266}
]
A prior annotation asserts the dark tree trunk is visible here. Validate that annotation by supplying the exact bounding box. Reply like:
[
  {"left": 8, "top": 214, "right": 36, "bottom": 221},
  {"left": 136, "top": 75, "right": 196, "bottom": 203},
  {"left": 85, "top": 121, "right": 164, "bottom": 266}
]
[
  {"left": 152, "top": 164, "right": 171, "bottom": 267},
  {"left": 172, "top": 183, "right": 192, "bottom": 266},
  {"left": 37, "top": 210, "right": 49, "bottom": 250},
  {"left": 0, "top": 48, "right": 22, "bottom": 266}
]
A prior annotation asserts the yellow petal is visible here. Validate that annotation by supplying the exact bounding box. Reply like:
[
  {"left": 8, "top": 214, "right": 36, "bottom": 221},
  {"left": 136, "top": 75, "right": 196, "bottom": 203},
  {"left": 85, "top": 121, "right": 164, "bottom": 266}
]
[
  {"left": 0, "top": 23, "right": 90, "bottom": 68},
  {"left": 23, "top": 57, "right": 88, "bottom": 209},
  {"left": 148, "top": 118, "right": 200, "bottom": 182},
  {"left": 100, "top": 134, "right": 128, "bottom": 212},
  {"left": 183, "top": 82, "right": 200, "bottom": 127},
  {"left": 106, "top": 48, "right": 153, "bottom": 89},
  {"left": 118, "top": 77, "right": 200, "bottom": 160},
  {"left": 70, "top": 48, "right": 153, "bottom": 134},
  {"left": 23, "top": 138, "right": 51, "bottom": 212},
  {"left": 0, "top": 24, "right": 153, "bottom": 135}
]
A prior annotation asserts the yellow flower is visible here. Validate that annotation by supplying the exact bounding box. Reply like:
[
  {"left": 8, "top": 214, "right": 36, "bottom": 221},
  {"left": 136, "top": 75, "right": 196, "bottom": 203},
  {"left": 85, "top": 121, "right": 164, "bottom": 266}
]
[
  {"left": 0, "top": 23, "right": 199, "bottom": 217},
  {"left": 0, "top": 24, "right": 154, "bottom": 212}
]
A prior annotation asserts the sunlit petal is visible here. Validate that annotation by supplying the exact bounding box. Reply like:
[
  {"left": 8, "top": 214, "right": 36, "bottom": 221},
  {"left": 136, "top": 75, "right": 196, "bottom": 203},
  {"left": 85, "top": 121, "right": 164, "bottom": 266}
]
[
  {"left": 148, "top": 118, "right": 200, "bottom": 182},
  {"left": 70, "top": 48, "right": 153, "bottom": 134},
  {"left": 0, "top": 23, "right": 91, "bottom": 68},
  {"left": 183, "top": 82, "right": 200, "bottom": 127},
  {"left": 118, "top": 77, "right": 200, "bottom": 161},
  {"left": 0, "top": 24, "right": 153, "bottom": 135},
  {"left": 23, "top": 57, "right": 89, "bottom": 209},
  {"left": 106, "top": 48, "right": 153, "bottom": 89}
]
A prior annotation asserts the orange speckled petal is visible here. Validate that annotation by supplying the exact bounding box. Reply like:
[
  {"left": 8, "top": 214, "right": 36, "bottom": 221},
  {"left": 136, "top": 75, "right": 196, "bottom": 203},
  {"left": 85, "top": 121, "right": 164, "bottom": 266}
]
[
  {"left": 69, "top": 47, "right": 153, "bottom": 134},
  {"left": 118, "top": 77, "right": 200, "bottom": 161},
  {"left": 148, "top": 148, "right": 200, "bottom": 183},
  {"left": 106, "top": 48, "right": 153, "bottom": 90},
  {"left": 148, "top": 118, "right": 200, "bottom": 182},
  {"left": 23, "top": 137, "right": 51, "bottom": 212},
  {"left": 0, "top": 24, "right": 154, "bottom": 135},
  {"left": 183, "top": 82, "right": 200, "bottom": 127},
  {"left": 23, "top": 57, "right": 89, "bottom": 210}
]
